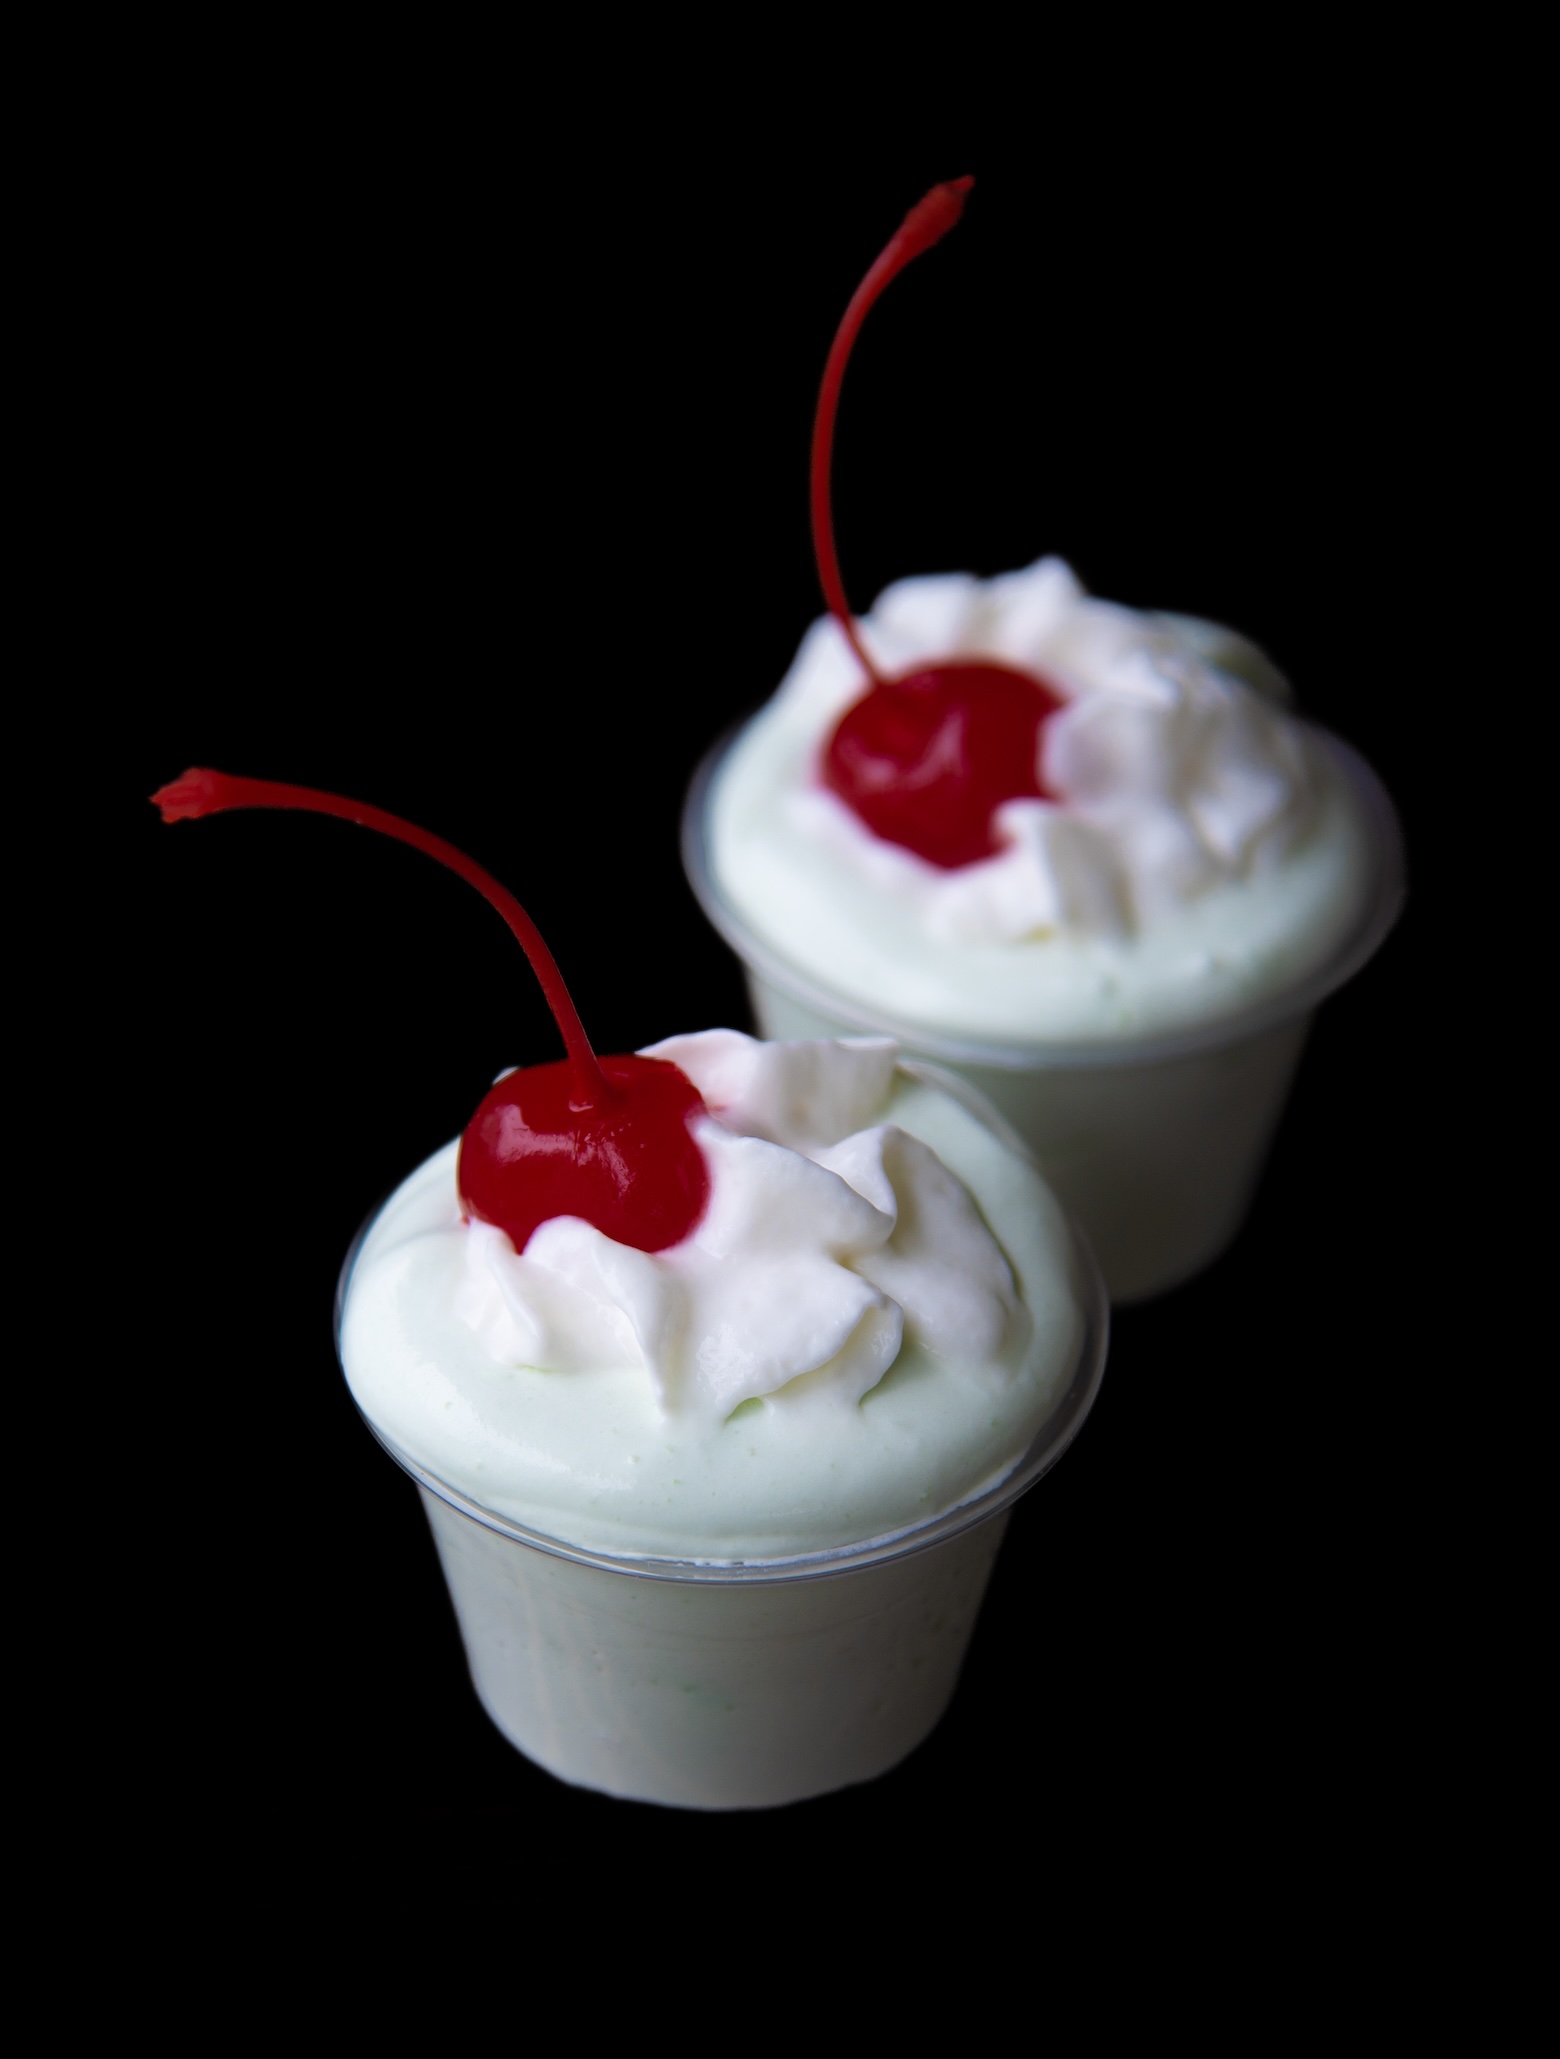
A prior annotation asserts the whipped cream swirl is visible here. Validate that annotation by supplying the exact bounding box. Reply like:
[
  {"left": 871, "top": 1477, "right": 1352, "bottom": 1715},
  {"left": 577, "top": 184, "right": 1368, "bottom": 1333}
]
[
  {"left": 780, "top": 557, "right": 1316, "bottom": 944},
  {"left": 456, "top": 1031, "right": 1028, "bottom": 1419}
]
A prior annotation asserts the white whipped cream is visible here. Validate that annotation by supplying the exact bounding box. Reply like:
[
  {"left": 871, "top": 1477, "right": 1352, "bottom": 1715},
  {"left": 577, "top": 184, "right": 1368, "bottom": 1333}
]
[
  {"left": 773, "top": 557, "right": 1315, "bottom": 942},
  {"left": 708, "top": 559, "right": 1377, "bottom": 1044},
  {"left": 339, "top": 1034, "right": 1084, "bottom": 1558},
  {"left": 458, "top": 1032, "right": 1025, "bottom": 1418}
]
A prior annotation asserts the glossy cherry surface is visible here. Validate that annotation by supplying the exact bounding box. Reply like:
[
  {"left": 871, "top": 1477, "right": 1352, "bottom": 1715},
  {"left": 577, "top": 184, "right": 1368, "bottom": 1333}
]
[
  {"left": 823, "top": 661, "right": 1063, "bottom": 869},
  {"left": 153, "top": 768, "right": 710, "bottom": 1254},
  {"left": 460, "top": 1053, "right": 708, "bottom": 1254},
  {"left": 810, "top": 179, "right": 1067, "bottom": 871}
]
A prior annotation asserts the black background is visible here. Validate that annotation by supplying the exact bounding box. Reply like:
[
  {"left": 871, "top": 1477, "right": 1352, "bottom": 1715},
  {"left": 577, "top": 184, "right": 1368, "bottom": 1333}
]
[{"left": 79, "top": 102, "right": 1465, "bottom": 1887}]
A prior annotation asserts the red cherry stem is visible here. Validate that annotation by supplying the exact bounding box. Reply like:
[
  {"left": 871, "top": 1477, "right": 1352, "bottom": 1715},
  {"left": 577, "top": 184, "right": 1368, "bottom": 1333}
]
[
  {"left": 809, "top": 176, "right": 975, "bottom": 688},
  {"left": 151, "top": 767, "right": 613, "bottom": 1109}
]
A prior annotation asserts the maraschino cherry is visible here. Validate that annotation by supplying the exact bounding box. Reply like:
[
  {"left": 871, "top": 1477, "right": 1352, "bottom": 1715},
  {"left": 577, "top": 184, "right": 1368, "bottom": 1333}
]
[
  {"left": 153, "top": 769, "right": 710, "bottom": 1253},
  {"left": 813, "top": 178, "right": 1065, "bottom": 871}
]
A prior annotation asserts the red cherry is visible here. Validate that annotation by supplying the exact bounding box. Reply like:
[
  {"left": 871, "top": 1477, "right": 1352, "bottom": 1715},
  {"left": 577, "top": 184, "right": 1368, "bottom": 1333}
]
[
  {"left": 808, "top": 179, "right": 1065, "bottom": 870},
  {"left": 152, "top": 768, "right": 710, "bottom": 1254},
  {"left": 460, "top": 1053, "right": 708, "bottom": 1253},
  {"left": 823, "top": 662, "right": 1064, "bottom": 869}
]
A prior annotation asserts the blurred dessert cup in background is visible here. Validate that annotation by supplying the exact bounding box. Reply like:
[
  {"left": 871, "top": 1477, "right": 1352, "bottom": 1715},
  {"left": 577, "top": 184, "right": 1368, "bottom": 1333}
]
[{"left": 684, "top": 565, "right": 1404, "bottom": 1302}]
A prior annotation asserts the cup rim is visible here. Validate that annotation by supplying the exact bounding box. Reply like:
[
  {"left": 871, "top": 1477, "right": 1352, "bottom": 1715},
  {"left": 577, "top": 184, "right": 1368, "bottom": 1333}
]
[
  {"left": 334, "top": 1060, "right": 1110, "bottom": 1586},
  {"left": 681, "top": 721, "right": 1405, "bottom": 1072}
]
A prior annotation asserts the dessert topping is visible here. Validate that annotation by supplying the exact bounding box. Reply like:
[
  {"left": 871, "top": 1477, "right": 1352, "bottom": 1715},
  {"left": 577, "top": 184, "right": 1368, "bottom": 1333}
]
[
  {"left": 152, "top": 768, "right": 709, "bottom": 1253},
  {"left": 811, "top": 179, "right": 1065, "bottom": 870},
  {"left": 454, "top": 1031, "right": 1029, "bottom": 1419}
]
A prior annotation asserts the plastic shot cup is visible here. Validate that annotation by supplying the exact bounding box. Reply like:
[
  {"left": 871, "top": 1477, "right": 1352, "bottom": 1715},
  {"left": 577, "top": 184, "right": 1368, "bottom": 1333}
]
[
  {"left": 682, "top": 729, "right": 1404, "bottom": 1305},
  {"left": 334, "top": 1099, "right": 1107, "bottom": 1813}
]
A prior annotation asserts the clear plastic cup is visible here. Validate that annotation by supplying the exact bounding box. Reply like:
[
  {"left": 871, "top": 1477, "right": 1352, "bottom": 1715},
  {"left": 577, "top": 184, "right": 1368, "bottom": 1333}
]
[
  {"left": 334, "top": 1093, "right": 1108, "bottom": 1812},
  {"left": 682, "top": 728, "right": 1405, "bottom": 1303}
]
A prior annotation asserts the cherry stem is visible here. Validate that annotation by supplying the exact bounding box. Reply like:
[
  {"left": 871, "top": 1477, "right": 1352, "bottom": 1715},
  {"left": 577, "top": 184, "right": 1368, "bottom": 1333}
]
[
  {"left": 809, "top": 177, "right": 975, "bottom": 688},
  {"left": 151, "top": 768, "right": 613, "bottom": 1108}
]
